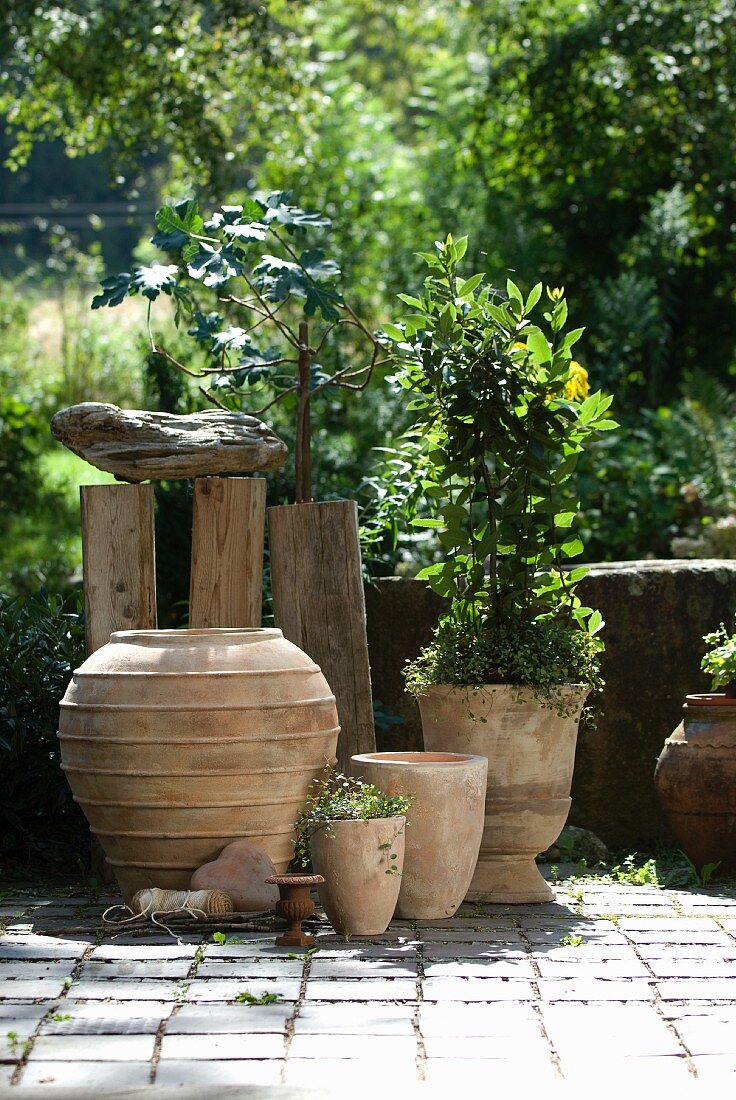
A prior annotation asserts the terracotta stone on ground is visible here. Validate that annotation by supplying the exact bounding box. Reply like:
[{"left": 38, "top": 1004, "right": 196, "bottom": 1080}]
[{"left": 190, "top": 841, "right": 279, "bottom": 913}]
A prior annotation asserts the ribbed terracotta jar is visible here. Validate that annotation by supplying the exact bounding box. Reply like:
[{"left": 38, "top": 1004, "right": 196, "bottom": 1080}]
[
  {"left": 419, "top": 684, "right": 588, "bottom": 904},
  {"left": 311, "top": 817, "right": 406, "bottom": 937},
  {"left": 350, "top": 751, "right": 487, "bottom": 919},
  {"left": 655, "top": 695, "right": 736, "bottom": 873},
  {"left": 58, "top": 628, "right": 339, "bottom": 903}
]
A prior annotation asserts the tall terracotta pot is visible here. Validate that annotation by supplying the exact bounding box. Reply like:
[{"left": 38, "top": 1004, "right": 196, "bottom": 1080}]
[
  {"left": 655, "top": 694, "right": 736, "bottom": 873},
  {"left": 419, "top": 684, "right": 588, "bottom": 903},
  {"left": 58, "top": 628, "right": 339, "bottom": 903},
  {"left": 350, "top": 751, "right": 487, "bottom": 919},
  {"left": 311, "top": 817, "right": 406, "bottom": 937}
]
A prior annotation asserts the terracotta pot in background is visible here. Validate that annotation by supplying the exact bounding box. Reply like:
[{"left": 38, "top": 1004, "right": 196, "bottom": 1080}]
[
  {"left": 311, "top": 817, "right": 405, "bottom": 936},
  {"left": 350, "top": 751, "right": 487, "bottom": 919},
  {"left": 655, "top": 694, "right": 736, "bottom": 873},
  {"left": 58, "top": 627, "right": 339, "bottom": 904},
  {"left": 419, "top": 684, "right": 588, "bottom": 903}
]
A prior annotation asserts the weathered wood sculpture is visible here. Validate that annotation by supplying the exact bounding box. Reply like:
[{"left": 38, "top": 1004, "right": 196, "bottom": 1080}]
[{"left": 51, "top": 402, "right": 288, "bottom": 482}]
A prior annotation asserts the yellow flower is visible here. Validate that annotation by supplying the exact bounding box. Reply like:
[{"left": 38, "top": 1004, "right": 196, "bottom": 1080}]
[{"left": 564, "top": 361, "right": 589, "bottom": 401}]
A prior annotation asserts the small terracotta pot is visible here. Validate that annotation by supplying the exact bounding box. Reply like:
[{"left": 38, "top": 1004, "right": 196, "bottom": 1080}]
[
  {"left": 655, "top": 695, "right": 736, "bottom": 873},
  {"left": 350, "top": 751, "right": 487, "bottom": 919},
  {"left": 419, "top": 683, "right": 588, "bottom": 904},
  {"left": 311, "top": 817, "right": 405, "bottom": 937}
]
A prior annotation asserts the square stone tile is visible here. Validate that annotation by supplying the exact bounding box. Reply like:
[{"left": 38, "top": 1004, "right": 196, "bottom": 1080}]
[
  {"left": 288, "top": 1034, "right": 416, "bottom": 1059},
  {"left": 535, "top": 959, "right": 651, "bottom": 979},
  {"left": 691, "top": 1055, "right": 736, "bottom": 1078},
  {"left": 671, "top": 1010, "right": 736, "bottom": 1055},
  {"left": 424, "top": 1057, "right": 561, "bottom": 1085},
  {"left": 159, "top": 1032, "right": 283, "bottom": 1060},
  {"left": 422, "top": 958, "right": 534, "bottom": 979},
  {"left": 0, "top": 977, "right": 70, "bottom": 1000},
  {"left": 283, "top": 1056, "right": 418, "bottom": 1085},
  {"left": 657, "top": 979, "right": 736, "bottom": 1000},
  {"left": 0, "top": 942, "right": 86, "bottom": 961},
  {"left": 305, "top": 979, "right": 416, "bottom": 1002},
  {"left": 28, "top": 1033, "right": 156, "bottom": 1061},
  {"left": 66, "top": 980, "right": 182, "bottom": 1001},
  {"left": 90, "top": 943, "right": 199, "bottom": 960},
  {"left": 647, "top": 960, "right": 736, "bottom": 979},
  {"left": 538, "top": 978, "right": 655, "bottom": 1001},
  {"left": 309, "top": 958, "right": 417, "bottom": 979},
  {"left": 196, "top": 959, "right": 304, "bottom": 979},
  {"left": 156, "top": 1059, "right": 283, "bottom": 1085},
  {"left": 420, "top": 1002, "right": 539, "bottom": 1037},
  {"left": 185, "top": 979, "right": 300, "bottom": 1003},
  {"left": 294, "top": 1004, "right": 414, "bottom": 1035},
  {"left": 82, "top": 959, "right": 191, "bottom": 980},
  {"left": 562, "top": 1055, "right": 694, "bottom": 1084},
  {"left": 422, "top": 977, "right": 535, "bottom": 1002},
  {"left": 40, "top": 1004, "right": 167, "bottom": 1036},
  {"left": 423, "top": 1033, "right": 551, "bottom": 1059},
  {"left": 19, "top": 1059, "right": 152, "bottom": 1087},
  {"left": 169, "top": 1003, "right": 292, "bottom": 1034},
  {"left": 542, "top": 1002, "right": 683, "bottom": 1058},
  {"left": 0, "top": 962, "right": 76, "bottom": 980}
]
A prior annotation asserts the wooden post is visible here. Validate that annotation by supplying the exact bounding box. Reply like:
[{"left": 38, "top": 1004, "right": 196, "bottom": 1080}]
[
  {"left": 268, "top": 499, "right": 376, "bottom": 772},
  {"left": 189, "top": 476, "right": 266, "bottom": 628},
  {"left": 80, "top": 483, "right": 157, "bottom": 655},
  {"left": 80, "top": 482, "right": 157, "bottom": 883}
]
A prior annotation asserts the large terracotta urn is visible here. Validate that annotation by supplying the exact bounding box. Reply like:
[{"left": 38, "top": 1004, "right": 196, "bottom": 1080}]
[
  {"left": 350, "top": 751, "right": 487, "bottom": 919},
  {"left": 655, "top": 694, "right": 736, "bottom": 873},
  {"left": 58, "top": 628, "right": 339, "bottom": 903},
  {"left": 419, "top": 684, "right": 588, "bottom": 903}
]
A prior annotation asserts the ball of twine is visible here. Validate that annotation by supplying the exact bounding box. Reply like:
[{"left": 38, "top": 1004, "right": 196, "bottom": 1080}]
[{"left": 131, "top": 887, "right": 234, "bottom": 917}]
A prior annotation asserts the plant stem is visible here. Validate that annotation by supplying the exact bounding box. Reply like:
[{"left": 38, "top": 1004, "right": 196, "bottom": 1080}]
[{"left": 295, "top": 320, "right": 312, "bottom": 503}]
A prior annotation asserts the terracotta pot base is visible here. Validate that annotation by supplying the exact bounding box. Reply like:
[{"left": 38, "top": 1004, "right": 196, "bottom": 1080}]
[{"left": 465, "top": 856, "right": 554, "bottom": 904}]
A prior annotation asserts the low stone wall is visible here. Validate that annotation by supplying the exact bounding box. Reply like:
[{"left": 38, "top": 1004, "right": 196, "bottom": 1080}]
[{"left": 364, "top": 561, "right": 736, "bottom": 850}]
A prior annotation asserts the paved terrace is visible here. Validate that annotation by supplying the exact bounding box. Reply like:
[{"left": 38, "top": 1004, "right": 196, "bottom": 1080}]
[{"left": 1, "top": 873, "right": 736, "bottom": 1091}]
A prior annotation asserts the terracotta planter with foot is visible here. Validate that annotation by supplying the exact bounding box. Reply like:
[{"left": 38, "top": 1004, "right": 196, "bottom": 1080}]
[{"left": 419, "top": 684, "right": 588, "bottom": 903}]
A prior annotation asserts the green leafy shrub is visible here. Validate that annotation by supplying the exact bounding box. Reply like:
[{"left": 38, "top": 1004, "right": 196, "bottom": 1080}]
[
  {"left": 0, "top": 589, "right": 86, "bottom": 858},
  {"left": 293, "top": 771, "right": 411, "bottom": 871},
  {"left": 386, "top": 236, "right": 617, "bottom": 707},
  {"left": 404, "top": 618, "right": 603, "bottom": 716}
]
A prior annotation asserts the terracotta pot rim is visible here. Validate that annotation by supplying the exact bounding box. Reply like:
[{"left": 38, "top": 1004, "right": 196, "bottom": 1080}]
[
  {"left": 416, "top": 682, "right": 588, "bottom": 695},
  {"left": 685, "top": 693, "right": 736, "bottom": 708},
  {"left": 266, "top": 873, "right": 325, "bottom": 886},
  {"left": 110, "top": 627, "right": 284, "bottom": 644},
  {"left": 352, "top": 751, "right": 486, "bottom": 767},
  {"left": 314, "top": 815, "right": 406, "bottom": 828}
]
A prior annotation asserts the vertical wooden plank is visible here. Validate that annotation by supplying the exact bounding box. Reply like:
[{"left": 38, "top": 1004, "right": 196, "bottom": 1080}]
[
  {"left": 268, "top": 499, "right": 376, "bottom": 773},
  {"left": 80, "top": 483, "right": 157, "bottom": 654},
  {"left": 189, "top": 476, "right": 266, "bottom": 628}
]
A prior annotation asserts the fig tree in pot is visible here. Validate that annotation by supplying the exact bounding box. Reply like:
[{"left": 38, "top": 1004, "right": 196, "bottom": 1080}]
[
  {"left": 293, "top": 771, "right": 410, "bottom": 937},
  {"left": 384, "top": 236, "right": 617, "bottom": 903},
  {"left": 655, "top": 620, "right": 736, "bottom": 875}
]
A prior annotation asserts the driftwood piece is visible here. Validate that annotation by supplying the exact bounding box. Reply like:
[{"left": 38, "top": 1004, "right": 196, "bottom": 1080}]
[
  {"left": 189, "top": 476, "right": 266, "bottom": 629},
  {"left": 268, "top": 499, "right": 376, "bottom": 773},
  {"left": 51, "top": 402, "right": 288, "bottom": 482}
]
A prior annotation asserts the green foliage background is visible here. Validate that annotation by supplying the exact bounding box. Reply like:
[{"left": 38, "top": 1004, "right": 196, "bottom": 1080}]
[{"left": 0, "top": 0, "right": 734, "bottom": 593}]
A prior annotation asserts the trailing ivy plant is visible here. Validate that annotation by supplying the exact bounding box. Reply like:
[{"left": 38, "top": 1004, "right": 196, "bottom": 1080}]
[
  {"left": 92, "top": 192, "right": 388, "bottom": 502},
  {"left": 292, "top": 770, "right": 410, "bottom": 873},
  {"left": 384, "top": 234, "right": 618, "bottom": 709}
]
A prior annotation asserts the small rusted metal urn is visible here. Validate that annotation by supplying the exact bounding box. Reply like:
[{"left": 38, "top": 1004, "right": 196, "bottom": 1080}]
[{"left": 266, "top": 873, "right": 324, "bottom": 948}]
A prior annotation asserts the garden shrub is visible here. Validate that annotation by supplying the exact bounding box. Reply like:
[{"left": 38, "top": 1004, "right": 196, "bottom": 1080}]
[{"left": 0, "top": 589, "right": 86, "bottom": 861}]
